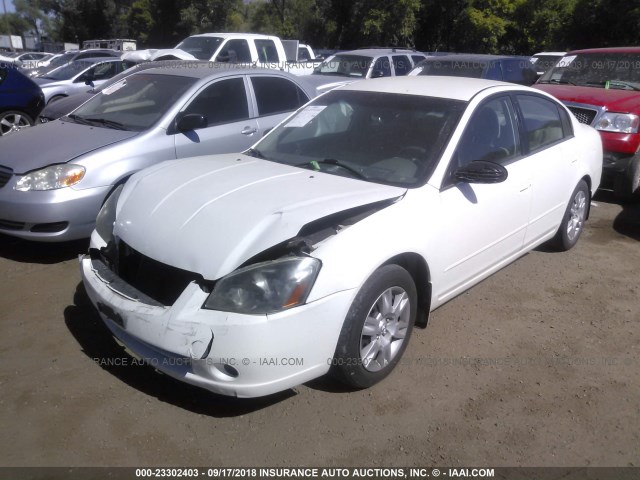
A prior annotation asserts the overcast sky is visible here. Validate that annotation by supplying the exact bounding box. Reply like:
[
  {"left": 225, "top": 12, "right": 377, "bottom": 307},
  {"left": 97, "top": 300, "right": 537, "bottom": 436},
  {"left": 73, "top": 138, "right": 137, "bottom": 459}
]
[{"left": 2, "top": 0, "right": 15, "bottom": 14}]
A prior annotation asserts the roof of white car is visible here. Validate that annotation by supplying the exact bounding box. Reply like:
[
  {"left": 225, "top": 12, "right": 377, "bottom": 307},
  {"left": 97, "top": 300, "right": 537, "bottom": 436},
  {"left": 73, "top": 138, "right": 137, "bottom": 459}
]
[
  {"left": 188, "top": 32, "right": 280, "bottom": 40},
  {"left": 337, "top": 48, "right": 418, "bottom": 58},
  {"left": 339, "top": 76, "right": 518, "bottom": 101},
  {"left": 533, "top": 52, "right": 566, "bottom": 57},
  {"left": 139, "top": 62, "right": 298, "bottom": 79}
]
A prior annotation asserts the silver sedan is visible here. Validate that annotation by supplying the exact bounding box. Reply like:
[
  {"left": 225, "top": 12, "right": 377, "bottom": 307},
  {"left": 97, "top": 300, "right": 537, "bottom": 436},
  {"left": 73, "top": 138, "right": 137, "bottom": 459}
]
[{"left": 34, "top": 58, "right": 136, "bottom": 104}]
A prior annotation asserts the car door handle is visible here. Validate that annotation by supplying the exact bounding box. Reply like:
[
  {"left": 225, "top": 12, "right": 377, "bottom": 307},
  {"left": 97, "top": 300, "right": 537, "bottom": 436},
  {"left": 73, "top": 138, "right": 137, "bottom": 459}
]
[
  {"left": 241, "top": 126, "right": 257, "bottom": 135},
  {"left": 520, "top": 184, "right": 531, "bottom": 192}
]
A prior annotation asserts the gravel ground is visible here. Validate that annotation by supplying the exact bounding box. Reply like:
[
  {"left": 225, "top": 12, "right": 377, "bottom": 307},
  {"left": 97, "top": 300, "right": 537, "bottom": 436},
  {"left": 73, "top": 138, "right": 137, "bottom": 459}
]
[{"left": 0, "top": 192, "right": 638, "bottom": 468}]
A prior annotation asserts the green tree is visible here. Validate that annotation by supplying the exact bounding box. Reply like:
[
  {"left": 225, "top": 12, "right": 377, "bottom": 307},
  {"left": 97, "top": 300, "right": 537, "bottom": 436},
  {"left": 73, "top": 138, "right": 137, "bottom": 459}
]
[{"left": 0, "top": 13, "right": 31, "bottom": 36}]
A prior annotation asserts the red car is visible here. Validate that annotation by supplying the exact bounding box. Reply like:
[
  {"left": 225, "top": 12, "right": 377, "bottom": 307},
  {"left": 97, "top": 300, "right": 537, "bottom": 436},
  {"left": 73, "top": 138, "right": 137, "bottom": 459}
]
[{"left": 535, "top": 47, "right": 640, "bottom": 200}]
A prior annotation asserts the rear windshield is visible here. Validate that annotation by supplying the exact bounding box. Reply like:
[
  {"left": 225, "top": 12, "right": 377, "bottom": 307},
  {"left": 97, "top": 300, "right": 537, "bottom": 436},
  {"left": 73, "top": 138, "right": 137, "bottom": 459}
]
[
  {"left": 412, "top": 60, "right": 486, "bottom": 78},
  {"left": 313, "top": 55, "right": 373, "bottom": 78}
]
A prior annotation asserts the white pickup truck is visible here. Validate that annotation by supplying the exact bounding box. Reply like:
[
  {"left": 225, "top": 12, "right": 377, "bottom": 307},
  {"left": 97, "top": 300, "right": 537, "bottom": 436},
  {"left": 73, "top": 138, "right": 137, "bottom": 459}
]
[{"left": 127, "top": 33, "right": 320, "bottom": 76}]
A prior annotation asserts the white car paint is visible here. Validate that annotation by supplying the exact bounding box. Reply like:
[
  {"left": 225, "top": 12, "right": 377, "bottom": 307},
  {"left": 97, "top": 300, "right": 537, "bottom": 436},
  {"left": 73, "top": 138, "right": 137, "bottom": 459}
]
[{"left": 81, "top": 76, "right": 603, "bottom": 398}]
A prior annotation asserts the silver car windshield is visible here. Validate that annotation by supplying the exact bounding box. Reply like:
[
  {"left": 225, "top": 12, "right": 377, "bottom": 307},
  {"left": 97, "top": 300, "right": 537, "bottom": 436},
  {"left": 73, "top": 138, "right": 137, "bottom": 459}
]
[
  {"left": 68, "top": 73, "right": 197, "bottom": 131},
  {"left": 41, "top": 61, "right": 95, "bottom": 80},
  {"left": 251, "top": 90, "right": 465, "bottom": 187}
]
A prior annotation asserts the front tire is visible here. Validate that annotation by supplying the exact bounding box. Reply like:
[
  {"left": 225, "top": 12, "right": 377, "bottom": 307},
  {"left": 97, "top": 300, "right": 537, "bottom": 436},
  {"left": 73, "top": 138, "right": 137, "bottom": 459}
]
[
  {"left": 549, "top": 180, "right": 589, "bottom": 251},
  {"left": 332, "top": 264, "right": 417, "bottom": 389},
  {"left": 0, "top": 110, "right": 33, "bottom": 136}
]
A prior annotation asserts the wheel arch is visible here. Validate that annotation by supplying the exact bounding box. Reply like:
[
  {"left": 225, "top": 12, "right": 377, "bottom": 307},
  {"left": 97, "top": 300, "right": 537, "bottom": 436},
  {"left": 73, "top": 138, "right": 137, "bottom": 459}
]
[
  {"left": 580, "top": 174, "right": 592, "bottom": 220},
  {"left": 100, "top": 173, "right": 135, "bottom": 207},
  {"left": 381, "top": 252, "right": 432, "bottom": 328}
]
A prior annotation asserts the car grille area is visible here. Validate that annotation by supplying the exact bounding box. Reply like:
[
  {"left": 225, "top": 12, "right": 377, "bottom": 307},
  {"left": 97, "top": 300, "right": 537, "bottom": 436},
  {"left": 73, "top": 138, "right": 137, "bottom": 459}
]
[
  {"left": 0, "top": 165, "right": 13, "bottom": 188},
  {"left": 100, "top": 241, "right": 203, "bottom": 307},
  {"left": 567, "top": 106, "right": 598, "bottom": 125}
]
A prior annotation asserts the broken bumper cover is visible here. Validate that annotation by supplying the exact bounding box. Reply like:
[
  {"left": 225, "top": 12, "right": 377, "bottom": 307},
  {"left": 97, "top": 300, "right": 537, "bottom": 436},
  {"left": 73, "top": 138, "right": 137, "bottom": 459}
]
[{"left": 80, "top": 254, "right": 355, "bottom": 398}]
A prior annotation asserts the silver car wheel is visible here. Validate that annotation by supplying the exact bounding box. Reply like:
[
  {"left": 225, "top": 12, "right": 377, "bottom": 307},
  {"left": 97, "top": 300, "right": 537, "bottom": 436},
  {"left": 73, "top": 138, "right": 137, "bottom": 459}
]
[
  {"left": 360, "top": 286, "right": 410, "bottom": 372},
  {"left": 0, "top": 112, "right": 31, "bottom": 136},
  {"left": 567, "top": 189, "right": 587, "bottom": 242}
]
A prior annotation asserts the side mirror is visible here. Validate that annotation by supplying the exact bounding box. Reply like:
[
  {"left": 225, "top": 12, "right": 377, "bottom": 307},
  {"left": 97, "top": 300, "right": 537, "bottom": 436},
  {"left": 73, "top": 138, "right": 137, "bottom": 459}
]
[
  {"left": 453, "top": 160, "right": 508, "bottom": 184},
  {"left": 371, "top": 69, "right": 386, "bottom": 78},
  {"left": 83, "top": 73, "right": 95, "bottom": 85},
  {"left": 176, "top": 113, "right": 208, "bottom": 132}
]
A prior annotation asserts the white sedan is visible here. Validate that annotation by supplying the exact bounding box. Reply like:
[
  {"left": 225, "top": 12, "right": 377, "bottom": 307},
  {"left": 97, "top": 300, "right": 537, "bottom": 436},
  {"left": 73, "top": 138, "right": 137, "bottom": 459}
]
[{"left": 80, "top": 76, "right": 602, "bottom": 398}]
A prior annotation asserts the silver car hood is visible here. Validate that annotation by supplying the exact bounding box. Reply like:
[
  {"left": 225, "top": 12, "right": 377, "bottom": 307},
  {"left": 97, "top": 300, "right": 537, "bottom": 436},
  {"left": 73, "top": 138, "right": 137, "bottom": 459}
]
[
  {"left": 0, "top": 121, "right": 138, "bottom": 173},
  {"left": 115, "top": 154, "right": 406, "bottom": 280}
]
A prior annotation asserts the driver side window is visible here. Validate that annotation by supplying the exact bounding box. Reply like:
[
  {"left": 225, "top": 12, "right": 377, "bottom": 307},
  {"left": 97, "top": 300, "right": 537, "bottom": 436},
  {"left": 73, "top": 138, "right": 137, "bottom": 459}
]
[{"left": 456, "top": 96, "right": 518, "bottom": 167}]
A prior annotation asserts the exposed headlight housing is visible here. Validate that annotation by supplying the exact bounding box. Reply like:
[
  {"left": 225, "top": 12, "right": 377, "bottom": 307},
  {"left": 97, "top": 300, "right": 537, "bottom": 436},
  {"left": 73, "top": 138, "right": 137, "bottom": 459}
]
[
  {"left": 95, "top": 184, "right": 123, "bottom": 244},
  {"left": 595, "top": 113, "right": 640, "bottom": 134},
  {"left": 203, "top": 257, "right": 321, "bottom": 315},
  {"left": 15, "top": 164, "right": 85, "bottom": 191}
]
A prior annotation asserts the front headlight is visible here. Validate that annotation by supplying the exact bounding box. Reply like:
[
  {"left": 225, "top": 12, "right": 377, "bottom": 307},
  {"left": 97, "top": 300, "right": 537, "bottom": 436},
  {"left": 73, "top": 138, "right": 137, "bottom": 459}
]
[
  {"left": 95, "top": 184, "right": 123, "bottom": 243},
  {"left": 15, "top": 164, "right": 85, "bottom": 191},
  {"left": 595, "top": 113, "right": 640, "bottom": 134},
  {"left": 203, "top": 257, "right": 321, "bottom": 315}
]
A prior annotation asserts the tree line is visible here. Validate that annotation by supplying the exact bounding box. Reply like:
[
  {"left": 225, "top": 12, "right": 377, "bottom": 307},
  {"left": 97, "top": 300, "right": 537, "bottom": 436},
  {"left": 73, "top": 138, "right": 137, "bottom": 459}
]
[{"left": 2, "top": 0, "right": 640, "bottom": 54}]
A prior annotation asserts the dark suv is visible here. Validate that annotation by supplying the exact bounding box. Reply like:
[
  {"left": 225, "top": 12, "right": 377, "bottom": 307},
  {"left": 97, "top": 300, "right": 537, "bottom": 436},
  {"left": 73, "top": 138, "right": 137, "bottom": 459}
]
[
  {"left": 408, "top": 54, "right": 539, "bottom": 86},
  {"left": 535, "top": 47, "right": 640, "bottom": 200}
]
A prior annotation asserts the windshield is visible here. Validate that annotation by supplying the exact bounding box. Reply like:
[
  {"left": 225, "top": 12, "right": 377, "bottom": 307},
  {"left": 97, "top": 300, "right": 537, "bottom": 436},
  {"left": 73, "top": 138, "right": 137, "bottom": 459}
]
[
  {"left": 48, "top": 52, "right": 76, "bottom": 68},
  {"left": 69, "top": 73, "right": 196, "bottom": 131},
  {"left": 42, "top": 60, "right": 94, "bottom": 80},
  {"left": 412, "top": 60, "right": 486, "bottom": 78},
  {"left": 539, "top": 52, "right": 640, "bottom": 90},
  {"left": 313, "top": 55, "right": 373, "bottom": 78},
  {"left": 532, "top": 55, "right": 563, "bottom": 73},
  {"left": 250, "top": 90, "right": 465, "bottom": 187},
  {"left": 175, "top": 36, "right": 223, "bottom": 60}
]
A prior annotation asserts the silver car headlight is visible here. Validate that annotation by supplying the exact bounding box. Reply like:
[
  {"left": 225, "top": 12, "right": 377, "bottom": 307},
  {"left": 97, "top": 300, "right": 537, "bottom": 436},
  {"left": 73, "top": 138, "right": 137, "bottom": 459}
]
[
  {"left": 595, "top": 113, "right": 640, "bottom": 134},
  {"left": 203, "top": 257, "right": 322, "bottom": 315},
  {"left": 15, "top": 164, "right": 85, "bottom": 191},
  {"left": 95, "top": 184, "right": 123, "bottom": 243}
]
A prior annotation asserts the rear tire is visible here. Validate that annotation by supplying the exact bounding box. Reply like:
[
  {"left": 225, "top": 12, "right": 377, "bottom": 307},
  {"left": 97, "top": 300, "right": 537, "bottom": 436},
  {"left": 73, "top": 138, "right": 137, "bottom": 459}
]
[
  {"left": 332, "top": 264, "right": 417, "bottom": 389},
  {"left": 549, "top": 180, "right": 589, "bottom": 251}
]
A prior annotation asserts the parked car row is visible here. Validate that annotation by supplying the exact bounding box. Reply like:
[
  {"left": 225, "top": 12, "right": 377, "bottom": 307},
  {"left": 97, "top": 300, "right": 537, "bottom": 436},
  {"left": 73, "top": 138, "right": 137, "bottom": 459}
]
[{"left": 2, "top": 41, "right": 636, "bottom": 400}]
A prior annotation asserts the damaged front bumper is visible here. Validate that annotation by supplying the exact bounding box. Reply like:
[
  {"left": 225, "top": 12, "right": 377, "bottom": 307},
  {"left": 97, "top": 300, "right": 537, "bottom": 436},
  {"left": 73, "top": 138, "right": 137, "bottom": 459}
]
[{"left": 80, "top": 254, "right": 355, "bottom": 398}]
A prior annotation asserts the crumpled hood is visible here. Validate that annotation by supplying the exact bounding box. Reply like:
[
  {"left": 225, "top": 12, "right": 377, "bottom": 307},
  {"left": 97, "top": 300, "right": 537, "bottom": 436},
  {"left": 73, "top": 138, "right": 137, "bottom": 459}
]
[
  {"left": 115, "top": 154, "right": 406, "bottom": 280},
  {"left": 0, "top": 120, "right": 138, "bottom": 173},
  {"left": 148, "top": 49, "right": 198, "bottom": 61},
  {"left": 534, "top": 84, "right": 640, "bottom": 112}
]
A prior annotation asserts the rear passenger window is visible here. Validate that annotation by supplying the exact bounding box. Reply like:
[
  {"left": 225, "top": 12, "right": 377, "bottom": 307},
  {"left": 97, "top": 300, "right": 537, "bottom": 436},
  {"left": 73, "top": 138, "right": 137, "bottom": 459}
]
[
  {"left": 217, "top": 39, "right": 252, "bottom": 63},
  {"left": 392, "top": 55, "right": 411, "bottom": 76},
  {"left": 298, "top": 47, "right": 311, "bottom": 61},
  {"left": 251, "top": 76, "right": 309, "bottom": 116},
  {"left": 184, "top": 77, "right": 249, "bottom": 125},
  {"left": 255, "top": 39, "right": 279, "bottom": 63},
  {"left": 517, "top": 94, "right": 566, "bottom": 152}
]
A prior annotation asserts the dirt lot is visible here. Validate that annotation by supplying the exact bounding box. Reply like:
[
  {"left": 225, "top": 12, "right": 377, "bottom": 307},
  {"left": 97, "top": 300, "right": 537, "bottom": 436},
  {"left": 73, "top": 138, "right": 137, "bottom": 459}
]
[{"left": 0, "top": 192, "right": 638, "bottom": 468}]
